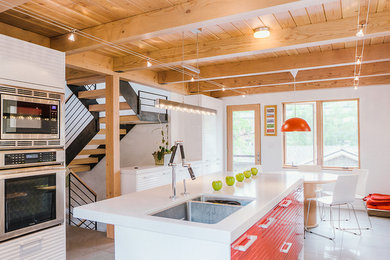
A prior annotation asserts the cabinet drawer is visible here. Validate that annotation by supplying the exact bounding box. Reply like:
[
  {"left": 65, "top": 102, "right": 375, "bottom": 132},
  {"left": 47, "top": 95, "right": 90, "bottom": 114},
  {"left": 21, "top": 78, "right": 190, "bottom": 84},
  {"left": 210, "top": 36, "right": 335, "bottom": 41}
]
[
  {"left": 0, "top": 225, "right": 65, "bottom": 260},
  {"left": 136, "top": 171, "right": 170, "bottom": 191},
  {"left": 231, "top": 185, "right": 303, "bottom": 260}
]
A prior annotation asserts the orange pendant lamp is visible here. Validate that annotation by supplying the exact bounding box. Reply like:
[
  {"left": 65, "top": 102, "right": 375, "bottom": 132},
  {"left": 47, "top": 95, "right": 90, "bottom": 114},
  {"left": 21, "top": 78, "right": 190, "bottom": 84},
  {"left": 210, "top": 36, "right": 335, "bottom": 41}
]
[{"left": 281, "top": 70, "right": 311, "bottom": 132}]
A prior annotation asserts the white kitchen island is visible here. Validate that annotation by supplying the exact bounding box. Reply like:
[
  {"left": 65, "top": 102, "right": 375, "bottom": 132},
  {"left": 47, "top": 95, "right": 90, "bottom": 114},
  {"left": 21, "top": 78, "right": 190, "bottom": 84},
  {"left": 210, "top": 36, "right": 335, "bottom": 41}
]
[{"left": 74, "top": 172, "right": 304, "bottom": 260}]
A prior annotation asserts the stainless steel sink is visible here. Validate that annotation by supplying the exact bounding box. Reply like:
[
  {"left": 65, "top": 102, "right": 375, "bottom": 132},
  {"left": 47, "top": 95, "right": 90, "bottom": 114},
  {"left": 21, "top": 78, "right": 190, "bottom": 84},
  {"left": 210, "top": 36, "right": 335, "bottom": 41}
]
[
  {"left": 150, "top": 195, "right": 255, "bottom": 224},
  {"left": 192, "top": 195, "right": 254, "bottom": 206}
]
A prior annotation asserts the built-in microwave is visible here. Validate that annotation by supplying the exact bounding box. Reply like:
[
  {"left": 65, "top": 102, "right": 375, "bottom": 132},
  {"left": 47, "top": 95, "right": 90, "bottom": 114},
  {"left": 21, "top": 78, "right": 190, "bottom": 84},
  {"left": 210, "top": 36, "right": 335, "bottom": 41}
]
[
  {"left": 0, "top": 167, "right": 65, "bottom": 242},
  {"left": 0, "top": 85, "right": 64, "bottom": 149}
]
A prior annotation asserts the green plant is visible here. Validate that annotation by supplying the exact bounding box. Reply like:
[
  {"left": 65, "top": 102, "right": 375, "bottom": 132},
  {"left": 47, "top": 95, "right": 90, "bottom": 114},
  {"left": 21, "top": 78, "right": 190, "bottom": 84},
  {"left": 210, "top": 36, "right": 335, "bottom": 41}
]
[{"left": 153, "top": 124, "right": 172, "bottom": 160}]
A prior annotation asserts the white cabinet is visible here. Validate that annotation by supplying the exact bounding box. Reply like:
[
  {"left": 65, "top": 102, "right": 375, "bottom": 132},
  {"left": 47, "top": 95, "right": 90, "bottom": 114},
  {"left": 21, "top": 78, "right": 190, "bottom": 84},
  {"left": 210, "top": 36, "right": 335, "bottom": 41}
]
[
  {"left": 121, "top": 161, "right": 208, "bottom": 194},
  {"left": 171, "top": 95, "right": 223, "bottom": 174},
  {"left": 0, "top": 34, "right": 65, "bottom": 93},
  {"left": 121, "top": 167, "right": 171, "bottom": 194},
  {"left": 0, "top": 225, "right": 65, "bottom": 260}
]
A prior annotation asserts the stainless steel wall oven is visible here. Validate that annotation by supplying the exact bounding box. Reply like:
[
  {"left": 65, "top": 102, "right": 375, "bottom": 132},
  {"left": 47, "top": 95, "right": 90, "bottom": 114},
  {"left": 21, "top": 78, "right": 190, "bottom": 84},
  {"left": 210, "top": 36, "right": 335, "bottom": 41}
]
[{"left": 0, "top": 168, "right": 65, "bottom": 242}]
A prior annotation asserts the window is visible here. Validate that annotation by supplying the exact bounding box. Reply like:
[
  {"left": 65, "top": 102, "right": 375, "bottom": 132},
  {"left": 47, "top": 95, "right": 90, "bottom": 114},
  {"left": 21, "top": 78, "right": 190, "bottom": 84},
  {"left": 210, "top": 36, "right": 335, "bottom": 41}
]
[
  {"left": 283, "top": 99, "right": 360, "bottom": 169},
  {"left": 284, "top": 102, "right": 316, "bottom": 166}
]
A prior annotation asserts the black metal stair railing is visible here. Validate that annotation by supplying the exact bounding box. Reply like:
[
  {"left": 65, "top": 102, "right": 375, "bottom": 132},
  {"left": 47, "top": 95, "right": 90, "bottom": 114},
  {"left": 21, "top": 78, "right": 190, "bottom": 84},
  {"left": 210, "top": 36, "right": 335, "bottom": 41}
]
[
  {"left": 68, "top": 170, "right": 97, "bottom": 230},
  {"left": 120, "top": 80, "right": 168, "bottom": 123},
  {"left": 65, "top": 85, "right": 99, "bottom": 165}
]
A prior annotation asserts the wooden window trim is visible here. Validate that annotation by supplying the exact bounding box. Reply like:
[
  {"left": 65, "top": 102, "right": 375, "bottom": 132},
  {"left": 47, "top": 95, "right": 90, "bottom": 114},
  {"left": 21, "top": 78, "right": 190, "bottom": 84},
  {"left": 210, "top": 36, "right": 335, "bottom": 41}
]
[
  {"left": 227, "top": 104, "right": 261, "bottom": 171},
  {"left": 282, "top": 98, "right": 360, "bottom": 170}
]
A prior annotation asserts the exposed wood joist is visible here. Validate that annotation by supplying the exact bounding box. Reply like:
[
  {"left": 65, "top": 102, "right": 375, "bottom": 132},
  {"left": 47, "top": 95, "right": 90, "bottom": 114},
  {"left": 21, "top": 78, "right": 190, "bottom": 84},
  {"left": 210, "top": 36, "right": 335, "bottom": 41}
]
[
  {"left": 66, "top": 52, "right": 187, "bottom": 94},
  {"left": 0, "top": 21, "right": 50, "bottom": 47},
  {"left": 160, "top": 43, "right": 390, "bottom": 84},
  {"left": 0, "top": 0, "right": 31, "bottom": 13},
  {"left": 188, "top": 61, "right": 390, "bottom": 92},
  {"left": 114, "top": 10, "right": 390, "bottom": 72},
  {"left": 50, "top": 0, "right": 335, "bottom": 54},
  {"left": 211, "top": 75, "right": 390, "bottom": 98},
  {"left": 66, "top": 68, "right": 105, "bottom": 85}
]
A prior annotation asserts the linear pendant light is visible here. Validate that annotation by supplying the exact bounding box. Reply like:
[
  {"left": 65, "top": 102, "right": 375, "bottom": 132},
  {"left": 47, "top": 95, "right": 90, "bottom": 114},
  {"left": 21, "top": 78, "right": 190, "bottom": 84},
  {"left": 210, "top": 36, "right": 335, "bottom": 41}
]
[
  {"left": 281, "top": 70, "right": 311, "bottom": 132},
  {"left": 155, "top": 30, "right": 217, "bottom": 116},
  {"left": 155, "top": 99, "right": 216, "bottom": 115}
]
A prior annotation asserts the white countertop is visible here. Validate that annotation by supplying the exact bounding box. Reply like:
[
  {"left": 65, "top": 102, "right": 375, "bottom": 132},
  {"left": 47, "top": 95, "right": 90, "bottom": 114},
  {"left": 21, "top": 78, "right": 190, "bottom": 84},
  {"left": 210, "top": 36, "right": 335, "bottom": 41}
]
[{"left": 74, "top": 172, "right": 303, "bottom": 244}]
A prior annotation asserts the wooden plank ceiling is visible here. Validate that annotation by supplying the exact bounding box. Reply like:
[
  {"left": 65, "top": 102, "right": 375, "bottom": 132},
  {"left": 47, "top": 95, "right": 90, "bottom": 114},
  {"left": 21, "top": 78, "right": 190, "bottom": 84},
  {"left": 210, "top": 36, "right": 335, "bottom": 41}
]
[{"left": 0, "top": 0, "right": 389, "bottom": 97}]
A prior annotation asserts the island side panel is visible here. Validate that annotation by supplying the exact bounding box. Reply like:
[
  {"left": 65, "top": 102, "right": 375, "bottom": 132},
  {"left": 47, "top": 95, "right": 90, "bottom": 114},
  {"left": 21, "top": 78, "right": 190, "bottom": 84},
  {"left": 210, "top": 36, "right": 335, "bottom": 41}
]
[
  {"left": 115, "top": 225, "right": 231, "bottom": 260},
  {"left": 231, "top": 185, "right": 304, "bottom": 259}
]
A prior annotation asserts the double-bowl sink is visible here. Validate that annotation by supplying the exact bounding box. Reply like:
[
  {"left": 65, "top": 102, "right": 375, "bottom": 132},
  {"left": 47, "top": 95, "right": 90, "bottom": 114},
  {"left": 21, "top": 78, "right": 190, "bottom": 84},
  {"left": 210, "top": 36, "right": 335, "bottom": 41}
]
[{"left": 150, "top": 195, "right": 255, "bottom": 224}]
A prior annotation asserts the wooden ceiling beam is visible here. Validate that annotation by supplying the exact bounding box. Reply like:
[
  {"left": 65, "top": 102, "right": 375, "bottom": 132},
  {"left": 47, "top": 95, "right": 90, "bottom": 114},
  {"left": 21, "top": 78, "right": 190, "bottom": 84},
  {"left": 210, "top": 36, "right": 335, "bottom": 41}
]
[
  {"left": 114, "top": 10, "right": 390, "bottom": 72},
  {"left": 0, "top": 21, "right": 49, "bottom": 47},
  {"left": 65, "top": 52, "right": 187, "bottom": 94},
  {"left": 188, "top": 61, "right": 390, "bottom": 92},
  {"left": 160, "top": 43, "right": 390, "bottom": 84},
  {"left": 211, "top": 75, "right": 390, "bottom": 98},
  {"left": 50, "top": 0, "right": 334, "bottom": 54},
  {"left": 0, "top": 0, "right": 31, "bottom": 13}
]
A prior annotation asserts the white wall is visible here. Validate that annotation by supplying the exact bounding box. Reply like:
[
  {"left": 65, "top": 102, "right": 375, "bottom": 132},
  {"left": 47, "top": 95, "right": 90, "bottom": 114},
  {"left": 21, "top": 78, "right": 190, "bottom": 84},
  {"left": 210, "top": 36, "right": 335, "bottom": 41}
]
[{"left": 222, "top": 85, "right": 390, "bottom": 195}]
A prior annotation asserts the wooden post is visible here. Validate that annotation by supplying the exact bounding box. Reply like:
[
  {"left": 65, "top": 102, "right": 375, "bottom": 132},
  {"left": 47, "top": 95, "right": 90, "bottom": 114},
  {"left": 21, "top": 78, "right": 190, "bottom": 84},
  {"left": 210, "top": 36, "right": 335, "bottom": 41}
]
[{"left": 105, "top": 75, "right": 121, "bottom": 239}]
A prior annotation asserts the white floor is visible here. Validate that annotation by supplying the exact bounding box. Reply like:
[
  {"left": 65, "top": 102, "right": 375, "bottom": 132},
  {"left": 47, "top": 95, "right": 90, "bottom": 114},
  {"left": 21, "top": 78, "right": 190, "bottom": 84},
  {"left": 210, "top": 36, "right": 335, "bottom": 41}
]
[
  {"left": 66, "top": 210, "right": 390, "bottom": 260},
  {"left": 304, "top": 209, "right": 390, "bottom": 260}
]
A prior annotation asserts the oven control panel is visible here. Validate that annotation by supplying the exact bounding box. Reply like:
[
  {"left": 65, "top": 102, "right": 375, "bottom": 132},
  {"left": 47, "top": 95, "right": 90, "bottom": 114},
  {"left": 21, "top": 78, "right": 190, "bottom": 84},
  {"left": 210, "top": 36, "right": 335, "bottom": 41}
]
[
  {"left": 0, "top": 149, "right": 64, "bottom": 168},
  {"left": 5, "top": 152, "right": 56, "bottom": 165}
]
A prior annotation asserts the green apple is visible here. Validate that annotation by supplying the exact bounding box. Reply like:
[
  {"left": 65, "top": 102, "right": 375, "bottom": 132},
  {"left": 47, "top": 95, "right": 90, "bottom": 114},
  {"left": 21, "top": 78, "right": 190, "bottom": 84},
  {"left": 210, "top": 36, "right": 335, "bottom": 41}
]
[
  {"left": 236, "top": 173, "right": 245, "bottom": 182},
  {"left": 251, "top": 167, "right": 259, "bottom": 176},
  {"left": 225, "top": 176, "right": 235, "bottom": 186},
  {"left": 244, "top": 170, "right": 252, "bottom": 178},
  {"left": 212, "top": 180, "right": 223, "bottom": 191}
]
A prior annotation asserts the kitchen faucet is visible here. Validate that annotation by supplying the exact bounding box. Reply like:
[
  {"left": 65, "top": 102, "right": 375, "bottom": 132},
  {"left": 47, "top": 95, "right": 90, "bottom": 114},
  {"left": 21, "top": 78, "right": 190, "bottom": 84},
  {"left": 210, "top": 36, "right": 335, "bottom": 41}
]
[{"left": 168, "top": 141, "right": 196, "bottom": 199}]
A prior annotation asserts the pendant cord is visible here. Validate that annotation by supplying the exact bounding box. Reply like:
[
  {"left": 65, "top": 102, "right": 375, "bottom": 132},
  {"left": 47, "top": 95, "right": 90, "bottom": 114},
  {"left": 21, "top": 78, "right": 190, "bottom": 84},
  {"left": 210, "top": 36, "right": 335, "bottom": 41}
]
[
  {"left": 182, "top": 31, "right": 185, "bottom": 103},
  {"left": 196, "top": 31, "right": 200, "bottom": 107},
  {"left": 294, "top": 74, "right": 297, "bottom": 118}
]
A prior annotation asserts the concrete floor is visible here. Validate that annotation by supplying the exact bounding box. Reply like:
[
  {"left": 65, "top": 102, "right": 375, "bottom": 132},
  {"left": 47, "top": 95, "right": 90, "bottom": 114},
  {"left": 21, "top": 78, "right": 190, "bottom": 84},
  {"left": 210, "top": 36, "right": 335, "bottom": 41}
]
[
  {"left": 66, "top": 225, "right": 114, "bottom": 260},
  {"left": 66, "top": 210, "right": 390, "bottom": 260}
]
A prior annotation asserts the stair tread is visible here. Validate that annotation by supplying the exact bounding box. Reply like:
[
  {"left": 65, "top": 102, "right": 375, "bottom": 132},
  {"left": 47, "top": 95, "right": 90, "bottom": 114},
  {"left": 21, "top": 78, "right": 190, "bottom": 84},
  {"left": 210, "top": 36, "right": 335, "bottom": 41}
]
[
  {"left": 78, "top": 89, "right": 106, "bottom": 99},
  {"left": 97, "top": 129, "right": 127, "bottom": 135},
  {"left": 100, "top": 115, "right": 140, "bottom": 124},
  {"left": 88, "top": 139, "right": 106, "bottom": 145},
  {"left": 68, "top": 165, "right": 91, "bottom": 173},
  {"left": 69, "top": 157, "right": 98, "bottom": 165},
  {"left": 89, "top": 102, "right": 131, "bottom": 112},
  {"left": 79, "top": 149, "right": 106, "bottom": 155}
]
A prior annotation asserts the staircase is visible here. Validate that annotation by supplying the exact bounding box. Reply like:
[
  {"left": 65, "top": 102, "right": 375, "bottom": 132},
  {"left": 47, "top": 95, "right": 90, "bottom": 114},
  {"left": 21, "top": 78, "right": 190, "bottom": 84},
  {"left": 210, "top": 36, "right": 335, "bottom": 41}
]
[{"left": 65, "top": 81, "right": 168, "bottom": 173}]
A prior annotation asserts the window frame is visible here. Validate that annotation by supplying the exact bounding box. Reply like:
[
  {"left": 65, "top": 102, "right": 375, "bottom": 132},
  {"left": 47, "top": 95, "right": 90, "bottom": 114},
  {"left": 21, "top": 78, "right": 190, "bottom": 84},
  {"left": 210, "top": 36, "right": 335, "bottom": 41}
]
[{"left": 282, "top": 98, "right": 360, "bottom": 170}]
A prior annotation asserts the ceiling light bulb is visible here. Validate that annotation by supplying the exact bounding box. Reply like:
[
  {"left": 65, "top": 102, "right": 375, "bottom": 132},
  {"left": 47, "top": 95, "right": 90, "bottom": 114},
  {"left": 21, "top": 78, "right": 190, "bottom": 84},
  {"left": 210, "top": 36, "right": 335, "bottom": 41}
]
[
  {"left": 222, "top": 87, "right": 225, "bottom": 91},
  {"left": 242, "top": 94, "right": 246, "bottom": 98},
  {"left": 191, "top": 76, "right": 195, "bottom": 82},
  {"left": 147, "top": 60, "right": 152, "bottom": 67},
  {"left": 354, "top": 76, "right": 359, "bottom": 81},
  {"left": 254, "top": 27, "right": 270, "bottom": 38},
  {"left": 356, "top": 57, "right": 361, "bottom": 65},
  {"left": 354, "top": 85, "right": 358, "bottom": 90},
  {"left": 356, "top": 25, "right": 364, "bottom": 37},
  {"left": 68, "top": 33, "right": 75, "bottom": 41}
]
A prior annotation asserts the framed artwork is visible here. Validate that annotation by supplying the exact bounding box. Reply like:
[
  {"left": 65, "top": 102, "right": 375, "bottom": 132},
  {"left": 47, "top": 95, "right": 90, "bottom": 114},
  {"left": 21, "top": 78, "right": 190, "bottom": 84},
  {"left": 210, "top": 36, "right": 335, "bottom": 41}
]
[{"left": 264, "top": 105, "right": 277, "bottom": 136}]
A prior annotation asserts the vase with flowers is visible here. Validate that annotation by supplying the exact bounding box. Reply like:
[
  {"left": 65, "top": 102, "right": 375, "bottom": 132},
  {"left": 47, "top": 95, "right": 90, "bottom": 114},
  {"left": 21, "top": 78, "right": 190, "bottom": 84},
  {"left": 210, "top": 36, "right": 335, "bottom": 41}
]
[{"left": 152, "top": 124, "right": 172, "bottom": 165}]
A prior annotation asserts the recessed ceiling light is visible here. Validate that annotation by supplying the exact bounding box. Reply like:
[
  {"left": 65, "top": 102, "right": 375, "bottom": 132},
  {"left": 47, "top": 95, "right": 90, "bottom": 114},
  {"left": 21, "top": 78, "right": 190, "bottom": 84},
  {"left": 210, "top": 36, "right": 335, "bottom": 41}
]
[{"left": 254, "top": 27, "right": 270, "bottom": 38}]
